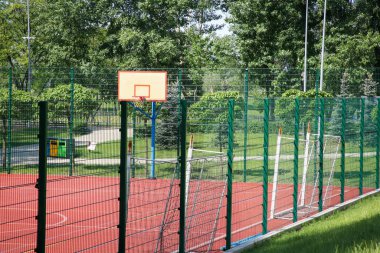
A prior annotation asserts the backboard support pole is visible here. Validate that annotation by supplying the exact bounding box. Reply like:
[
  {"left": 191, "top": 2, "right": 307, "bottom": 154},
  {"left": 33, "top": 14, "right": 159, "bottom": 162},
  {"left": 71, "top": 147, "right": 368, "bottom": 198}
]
[{"left": 151, "top": 102, "right": 157, "bottom": 179}]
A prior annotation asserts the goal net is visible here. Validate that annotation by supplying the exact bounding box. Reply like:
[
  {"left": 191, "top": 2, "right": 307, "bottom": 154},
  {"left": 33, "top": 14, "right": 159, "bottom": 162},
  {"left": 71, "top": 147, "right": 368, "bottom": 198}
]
[
  {"left": 183, "top": 135, "right": 227, "bottom": 252},
  {"left": 141, "top": 135, "right": 227, "bottom": 253},
  {"left": 270, "top": 126, "right": 341, "bottom": 220}
]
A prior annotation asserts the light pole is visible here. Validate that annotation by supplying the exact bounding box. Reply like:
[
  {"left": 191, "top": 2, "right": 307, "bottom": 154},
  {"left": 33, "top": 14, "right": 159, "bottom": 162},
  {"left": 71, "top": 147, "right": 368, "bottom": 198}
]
[
  {"left": 22, "top": 0, "right": 33, "bottom": 92},
  {"left": 303, "top": 0, "right": 309, "bottom": 92},
  {"left": 319, "top": 0, "right": 327, "bottom": 91}
]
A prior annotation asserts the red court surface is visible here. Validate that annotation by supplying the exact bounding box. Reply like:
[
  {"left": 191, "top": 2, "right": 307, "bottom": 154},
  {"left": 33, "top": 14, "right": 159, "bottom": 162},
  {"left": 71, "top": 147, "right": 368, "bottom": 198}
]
[{"left": 0, "top": 173, "right": 374, "bottom": 252}]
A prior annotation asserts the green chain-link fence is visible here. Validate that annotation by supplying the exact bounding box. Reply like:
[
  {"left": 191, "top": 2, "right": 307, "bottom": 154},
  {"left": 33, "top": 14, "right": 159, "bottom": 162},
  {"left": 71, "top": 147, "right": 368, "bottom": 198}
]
[{"left": 1, "top": 67, "right": 380, "bottom": 252}]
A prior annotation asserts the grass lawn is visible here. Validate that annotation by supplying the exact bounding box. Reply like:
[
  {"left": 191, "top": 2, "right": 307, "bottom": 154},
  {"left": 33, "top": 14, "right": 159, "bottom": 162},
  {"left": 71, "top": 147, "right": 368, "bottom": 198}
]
[
  {"left": 244, "top": 193, "right": 380, "bottom": 253},
  {"left": 5, "top": 127, "right": 378, "bottom": 188}
]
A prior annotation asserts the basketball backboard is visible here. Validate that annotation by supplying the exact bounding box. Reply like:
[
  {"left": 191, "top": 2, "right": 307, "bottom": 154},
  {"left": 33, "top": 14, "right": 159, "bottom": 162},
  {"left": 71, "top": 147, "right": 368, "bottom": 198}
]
[{"left": 118, "top": 71, "right": 168, "bottom": 102}]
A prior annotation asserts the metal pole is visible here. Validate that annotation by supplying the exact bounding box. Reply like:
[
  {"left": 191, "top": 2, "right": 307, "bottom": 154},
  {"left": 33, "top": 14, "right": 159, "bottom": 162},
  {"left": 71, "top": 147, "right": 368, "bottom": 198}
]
[
  {"left": 376, "top": 98, "right": 380, "bottom": 189},
  {"left": 318, "top": 98, "right": 325, "bottom": 212},
  {"left": 6, "top": 67, "right": 12, "bottom": 174},
  {"left": 313, "top": 70, "right": 320, "bottom": 183},
  {"left": 293, "top": 98, "right": 299, "bottom": 222},
  {"left": 132, "top": 109, "right": 136, "bottom": 178},
  {"left": 118, "top": 102, "right": 128, "bottom": 253},
  {"left": 303, "top": 0, "right": 309, "bottom": 92},
  {"left": 243, "top": 69, "right": 249, "bottom": 182},
  {"left": 27, "top": 0, "right": 31, "bottom": 91},
  {"left": 359, "top": 97, "right": 364, "bottom": 195},
  {"left": 262, "top": 98, "right": 269, "bottom": 234},
  {"left": 340, "top": 98, "right": 346, "bottom": 203},
  {"left": 176, "top": 69, "right": 183, "bottom": 179},
  {"left": 151, "top": 102, "right": 156, "bottom": 179},
  {"left": 319, "top": 0, "right": 327, "bottom": 91},
  {"left": 226, "top": 99, "right": 235, "bottom": 250},
  {"left": 69, "top": 68, "right": 74, "bottom": 176},
  {"left": 179, "top": 100, "right": 187, "bottom": 253},
  {"left": 36, "top": 101, "right": 47, "bottom": 253}
]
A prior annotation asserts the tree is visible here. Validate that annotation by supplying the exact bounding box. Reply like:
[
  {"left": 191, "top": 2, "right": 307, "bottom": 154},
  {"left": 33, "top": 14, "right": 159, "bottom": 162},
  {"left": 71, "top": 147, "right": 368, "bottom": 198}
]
[
  {"left": 228, "top": 0, "right": 306, "bottom": 69},
  {"left": 362, "top": 73, "right": 378, "bottom": 97},
  {"left": 32, "top": 0, "right": 105, "bottom": 67},
  {"left": 361, "top": 73, "right": 378, "bottom": 146},
  {"left": 275, "top": 89, "right": 333, "bottom": 134},
  {"left": 339, "top": 72, "right": 351, "bottom": 97},
  {"left": 228, "top": 0, "right": 380, "bottom": 73},
  {"left": 188, "top": 91, "right": 243, "bottom": 149},
  {"left": 41, "top": 84, "right": 101, "bottom": 130},
  {"left": 0, "top": 88, "right": 35, "bottom": 170},
  {"left": 0, "top": 1, "right": 27, "bottom": 68},
  {"left": 156, "top": 82, "right": 180, "bottom": 149}
]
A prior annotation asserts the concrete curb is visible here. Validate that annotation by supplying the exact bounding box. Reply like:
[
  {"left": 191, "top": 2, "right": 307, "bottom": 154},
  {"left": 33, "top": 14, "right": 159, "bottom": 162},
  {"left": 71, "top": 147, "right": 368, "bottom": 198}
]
[{"left": 225, "top": 189, "right": 380, "bottom": 253}]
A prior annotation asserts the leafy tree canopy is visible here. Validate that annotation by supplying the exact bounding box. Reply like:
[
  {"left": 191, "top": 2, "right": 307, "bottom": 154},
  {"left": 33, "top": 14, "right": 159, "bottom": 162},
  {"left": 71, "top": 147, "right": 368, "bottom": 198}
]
[{"left": 41, "top": 84, "right": 100, "bottom": 123}]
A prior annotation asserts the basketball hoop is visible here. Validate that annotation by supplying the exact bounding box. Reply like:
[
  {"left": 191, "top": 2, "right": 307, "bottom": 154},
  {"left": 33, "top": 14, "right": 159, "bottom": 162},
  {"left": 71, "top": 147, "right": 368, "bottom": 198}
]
[{"left": 118, "top": 71, "right": 167, "bottom": 102}]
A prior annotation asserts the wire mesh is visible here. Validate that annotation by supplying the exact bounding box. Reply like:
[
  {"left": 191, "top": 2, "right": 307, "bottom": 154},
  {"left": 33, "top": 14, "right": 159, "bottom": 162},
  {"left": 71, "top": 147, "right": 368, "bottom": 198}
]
[
  {"left": 185, "top": 92, "right": 231, "bottom": 252},
  {"left": 0, "top": 101, "right": 39, "bottom": 253},
  {"left": 42, "top": 98, "right": 119, "bottom": 252},
  {"left": 184, "top": 153, "right": 227, "bottom": 252},
  {"left": 362, "top": 97, "right": 378, "bottom": 192},
  {"left": 230, "top": 97, "right": 265, "bottom": 246},
  {"left": 344, "top": 98, "right": 362, "bottom": 199},
  {"left": 1, "top": 67, "right": 380, "bottom": 252}
]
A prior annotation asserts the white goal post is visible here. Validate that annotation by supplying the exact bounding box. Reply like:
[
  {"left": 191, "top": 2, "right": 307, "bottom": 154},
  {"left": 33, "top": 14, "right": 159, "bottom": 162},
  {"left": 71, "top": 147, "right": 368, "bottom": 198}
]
[{"left": 270, "top": 123, "right": 341, "bottom": 219}]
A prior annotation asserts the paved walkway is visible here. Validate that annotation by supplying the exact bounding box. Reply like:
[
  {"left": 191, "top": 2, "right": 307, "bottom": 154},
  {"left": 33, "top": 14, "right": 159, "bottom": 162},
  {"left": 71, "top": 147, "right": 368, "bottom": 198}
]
[
  {"left": 0, "top": 127, "right": 376, "bottom": 167},
  {"left": 1, "top": 128, "right": 122, "bottom": 166}
]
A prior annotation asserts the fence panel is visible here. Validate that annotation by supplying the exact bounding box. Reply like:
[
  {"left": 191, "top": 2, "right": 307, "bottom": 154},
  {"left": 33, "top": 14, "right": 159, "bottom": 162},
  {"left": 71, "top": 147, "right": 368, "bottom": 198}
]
[
  {"left": 2, "top": 66, "right": 380, "bottom": 253},
  {"left": 0, "top": 100, "right": 39, "bottom": 252}
]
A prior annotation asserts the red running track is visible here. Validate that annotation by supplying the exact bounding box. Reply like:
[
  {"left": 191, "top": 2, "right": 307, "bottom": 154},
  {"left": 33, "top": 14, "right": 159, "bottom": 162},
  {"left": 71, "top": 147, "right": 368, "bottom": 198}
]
[{"left": 0, "top": 173, "right": 374, "bottom": 252}]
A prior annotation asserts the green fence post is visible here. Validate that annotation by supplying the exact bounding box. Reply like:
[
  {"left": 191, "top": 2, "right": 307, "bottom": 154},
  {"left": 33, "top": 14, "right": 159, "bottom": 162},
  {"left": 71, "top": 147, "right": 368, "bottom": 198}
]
[
  {"left": 179, "top": 99, "right": 187, "bottom": 253},
  {"left": 132, "top": 108, "right": 136, "bottom": 178},
  {"left": 340, "top": 98, "right": 346, "bottom": 203},
  {"left": 176, "top": 69, "right": 183, "bottom": 179},
  {"left": 6, "top": 67, "right": 12, "bottom": 174},
  {"left": 293, "top": 98, "right": 299, "bottom": 222},
  {"left": 36, "top": 101, "right": 47, "bottom": 253},
  {"left": 376, "top": 98, "right": 380, "bottom": 189},
  {"left": 313, "top": 70, "right": 320, "bottom": 182},
  {"left": 262, "top": 98, "right": 269, "bottom": 234},
  {"left": 226, "top": 99, "right": 235, "bottom": 250},
  {"left": 359, "top": 97, "right": 364, "bottom": 195},
  {"left": 118, "top": 101, "right": 128, "bottom": 253},
  {"left": 69, "top": 67, "right": 74, "bottom": 176},
  {"left": 243, "top": 69, "right": 248, "bottom": 182},
  {"left": 318, "top": 98, "right": 325, "bottom": 212}
]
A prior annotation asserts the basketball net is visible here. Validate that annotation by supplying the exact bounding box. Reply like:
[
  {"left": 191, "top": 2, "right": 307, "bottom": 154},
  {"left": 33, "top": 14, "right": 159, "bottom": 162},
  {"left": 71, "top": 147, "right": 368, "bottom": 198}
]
[{"left": 139, "top": 96, "right": 147, "bottom": 103}]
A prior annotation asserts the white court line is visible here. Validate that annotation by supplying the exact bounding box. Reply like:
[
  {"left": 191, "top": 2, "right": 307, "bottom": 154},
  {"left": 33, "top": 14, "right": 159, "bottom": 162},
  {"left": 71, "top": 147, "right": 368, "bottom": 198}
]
[{"left": 0, "top": 208, "right": 67, "bottom": 233}]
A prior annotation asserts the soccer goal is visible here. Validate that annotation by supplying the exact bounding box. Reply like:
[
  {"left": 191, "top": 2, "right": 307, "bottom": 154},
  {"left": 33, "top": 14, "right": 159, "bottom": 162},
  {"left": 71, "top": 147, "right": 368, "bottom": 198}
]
[
  {"left": 270, "top": 125, "right": 341, "bottom": 220},
  {"left": 184, "top": 135, "right": 228, "bottom": 252}
]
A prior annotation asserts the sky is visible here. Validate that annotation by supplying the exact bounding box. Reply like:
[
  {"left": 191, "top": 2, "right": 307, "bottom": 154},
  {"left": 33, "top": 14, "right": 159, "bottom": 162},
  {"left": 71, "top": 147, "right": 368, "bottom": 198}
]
[{"left": 209, "top": 10, "right": 232, "bottom": 37}]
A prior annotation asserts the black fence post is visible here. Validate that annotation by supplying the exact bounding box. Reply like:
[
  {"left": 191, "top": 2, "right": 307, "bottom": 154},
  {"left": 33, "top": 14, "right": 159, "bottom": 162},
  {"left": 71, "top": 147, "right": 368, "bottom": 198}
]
[
  {"left": 118, "top": 101, "right": 128, "bottom": 252},
  {"left": 36, "top": 101, "right": 47, "bottom": 253}
]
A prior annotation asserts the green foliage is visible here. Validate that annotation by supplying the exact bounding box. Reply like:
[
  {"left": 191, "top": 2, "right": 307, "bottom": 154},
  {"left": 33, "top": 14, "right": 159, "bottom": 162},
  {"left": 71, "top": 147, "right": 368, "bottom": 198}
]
[
  {"left": 0, "top": 88, "right": 35, "bottom": 119},
  {"left": 156, "top": 83, "right": 180, "bottom": 149},
  {"left": 281, "top": 89, "right": 334, "bottom": 99},
  {"left": 229, "top": 0, "right": 380, "bottom": 78},
  {"left": 188, "top": 91, "right": 243, "bottom": 133},
  {"left": 41, "top": 84, "right": 100, "bottom": 126},
  {"left": 0, "top": 87, "right": 35, "bottom": 169},
  {"left": 362, "top": 73, "right": 378, "bottom": 97},
  {"left": 274, "top": 89, "right": 333, "bottom": 133},
  {"left": 0, "top": 1, "right": 28, "bottom": 67}
]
